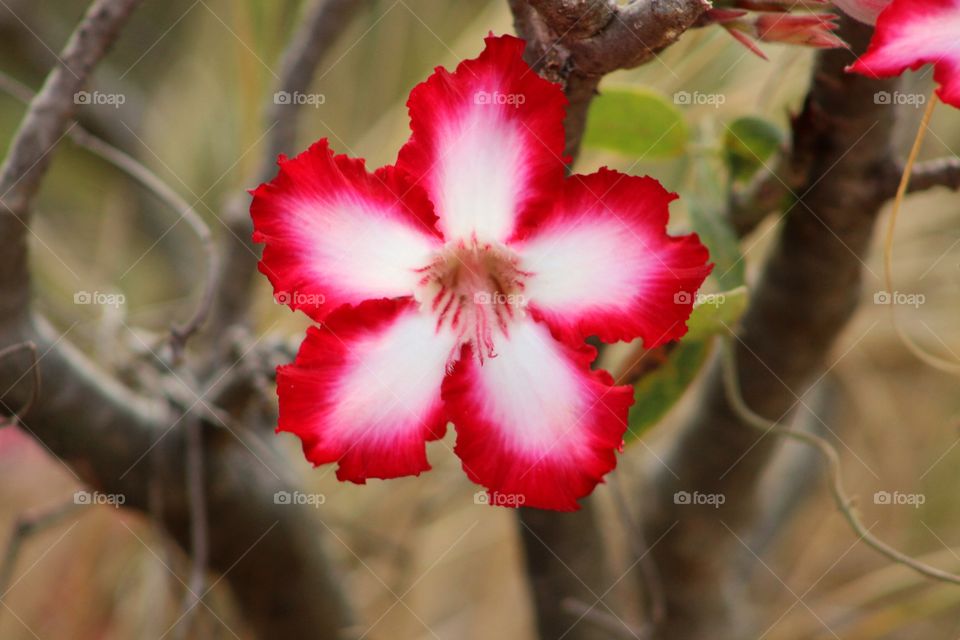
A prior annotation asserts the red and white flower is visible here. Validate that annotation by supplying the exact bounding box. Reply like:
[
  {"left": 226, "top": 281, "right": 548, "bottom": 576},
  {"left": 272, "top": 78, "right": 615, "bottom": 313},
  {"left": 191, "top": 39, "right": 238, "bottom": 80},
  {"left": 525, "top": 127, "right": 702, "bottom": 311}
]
[
  {"left": 251, "top": 35, "right": 712, "bottom": 511},
  {"left": 848, "top": 0, "right": 960, "bottom": 108}
]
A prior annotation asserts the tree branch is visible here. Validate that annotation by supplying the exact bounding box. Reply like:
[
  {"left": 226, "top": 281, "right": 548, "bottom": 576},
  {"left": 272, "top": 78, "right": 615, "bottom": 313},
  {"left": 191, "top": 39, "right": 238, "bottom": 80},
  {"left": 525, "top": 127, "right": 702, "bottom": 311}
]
[
  {"left": 0, "top": 70, "right": 218, "bottom": 358},
  {"left": 511, "top": 0, "right": 710, "bottom": 157},
  {"left": 209, "top": 0, "right": 366, "bottom": 337},
  {"left": 904, "top": 156, "right": 960, "bottom": 195},
  {"left": 0, "top": 0, "right": 143, "bottom": 317},
  {"left": 507, "top": 2, "right": 710, "bottom": 639},
  {"left": 642, "top": 17, "right": 902, "bottom": 639},
  {"left": 0, "top": 2, "right": 354, "bottom": 637}
]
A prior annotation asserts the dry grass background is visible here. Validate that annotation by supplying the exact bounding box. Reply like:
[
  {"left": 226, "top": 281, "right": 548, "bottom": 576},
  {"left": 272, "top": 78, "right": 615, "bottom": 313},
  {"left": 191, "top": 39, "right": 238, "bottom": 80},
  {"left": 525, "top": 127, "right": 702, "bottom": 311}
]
[{"left": 0, "top": 0, "right": 958, "bottom": 638}]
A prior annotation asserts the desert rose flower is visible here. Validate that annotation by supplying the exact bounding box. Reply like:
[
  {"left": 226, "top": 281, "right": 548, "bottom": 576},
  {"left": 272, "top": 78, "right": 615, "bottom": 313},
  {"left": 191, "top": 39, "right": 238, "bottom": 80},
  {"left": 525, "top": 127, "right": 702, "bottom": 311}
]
[
  {"left": 848, "top": 0, "right": 960, "bottom": 107},
  {"left": 250, "top": 35, "right": 712, "bottom": 511}
]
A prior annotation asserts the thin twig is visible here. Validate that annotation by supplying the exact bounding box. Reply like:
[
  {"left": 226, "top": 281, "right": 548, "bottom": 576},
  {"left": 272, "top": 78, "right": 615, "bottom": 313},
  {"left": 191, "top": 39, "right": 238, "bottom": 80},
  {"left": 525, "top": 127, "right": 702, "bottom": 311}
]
[
  {"left": 0, "top": 70, "right": 218, "bottom": 359},
  {"left": 0, "top": 342, "right": 39, "bottom": 428},
  {"left": 176, "top": 413, "right": 209, "bottom": 639},
  {"left": 0, "top": 499, "right": 88, "bottom": 597},
  {"left": 0, "top": 0, "right": 144, "bottom": 316},
  {"left": 720, "top": 336, "right": 960, "bottom": 586},
  {"left": 609, "top": 474, "right": 666, "bottom": 626}
]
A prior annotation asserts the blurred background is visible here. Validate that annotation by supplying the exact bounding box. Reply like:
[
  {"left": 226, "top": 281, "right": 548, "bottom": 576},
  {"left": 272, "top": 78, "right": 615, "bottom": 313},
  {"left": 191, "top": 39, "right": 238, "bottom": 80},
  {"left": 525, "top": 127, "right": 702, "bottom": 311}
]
[{"left": 1, "top": 0, "right": 959, "bottom": 638}]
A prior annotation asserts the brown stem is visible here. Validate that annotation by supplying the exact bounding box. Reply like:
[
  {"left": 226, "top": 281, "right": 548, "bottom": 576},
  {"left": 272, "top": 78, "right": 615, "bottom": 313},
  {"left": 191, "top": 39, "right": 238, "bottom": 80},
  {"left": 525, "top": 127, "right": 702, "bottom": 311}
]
[
  {"left": 507, "top": 2, "right": 710, "bottom": 639},
  {"left": 642, "top": 18, "right": 901, "bottom": 639},
  {"left": 511, "top": 0, "right": 709, "bottom": 158}
]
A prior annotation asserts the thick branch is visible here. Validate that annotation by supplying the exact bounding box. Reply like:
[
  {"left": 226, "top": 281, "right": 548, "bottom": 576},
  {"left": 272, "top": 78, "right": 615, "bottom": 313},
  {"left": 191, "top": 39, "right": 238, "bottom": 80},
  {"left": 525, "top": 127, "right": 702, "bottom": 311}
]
[
  {"left": 511, "top": 0, "right": 709, "bottom": 157},
  {"left": 642, "top": 18, "right": 900, "bottom": 640},
  {"left": 0, "top": 313, "right": 355, "bottom": 639},
  {"left": 507, "top": 3, "right": 709, "bottom": 639}
]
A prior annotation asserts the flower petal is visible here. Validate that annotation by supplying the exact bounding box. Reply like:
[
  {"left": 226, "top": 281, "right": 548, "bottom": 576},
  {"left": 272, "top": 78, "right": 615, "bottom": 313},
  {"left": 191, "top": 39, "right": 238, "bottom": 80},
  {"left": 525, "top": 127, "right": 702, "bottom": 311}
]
[
  {"left": 277, "top": 299, "right": 458, "bottom": 482},
  {"left": 252, "top": 139, "right": 442, "bottom": 321},
  {"left": 512, "top": 168, "right": 712, "bottom": 347},
  {"left": 848, "top": 0, "right": 960, "bottom": 108},
  {"left": 443, "top": 318, "right": 633, "bottom": 511},
  {"left": 396, "top": 34, "right": 567, "bottom": 244}
]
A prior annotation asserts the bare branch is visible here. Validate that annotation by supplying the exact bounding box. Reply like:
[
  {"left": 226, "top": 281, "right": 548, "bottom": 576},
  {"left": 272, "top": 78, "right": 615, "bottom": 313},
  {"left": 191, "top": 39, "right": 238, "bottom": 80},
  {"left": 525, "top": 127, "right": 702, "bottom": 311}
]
[
  {"left": 0, "top": 2, "right": 354, "bottom": 636},
  {"left": 210, "top": 0, "right": 367, "bottom": 336},
  {"left": 511, "top": 0, "right": 710, "bottom": 157},
  {"left": 0, "top": 70, "right": 218, "bottom": 357},
  {"left": 176, "top": 411, "right": 210, "bottom": 638},
  {"left": 0, "top": 498, "right": 87, "bottom": 598},
  {"left": 905, "top": 156, "right": 960, "bottom": 194},
  {"left": 732, "top": 121, "right": 960, "bottom": 238},
  {"left": 609, "top": 474, "right": 665, "bottom": 626},
  {"left": 0, "top": 0, "right": 143, "bottom": 316}
]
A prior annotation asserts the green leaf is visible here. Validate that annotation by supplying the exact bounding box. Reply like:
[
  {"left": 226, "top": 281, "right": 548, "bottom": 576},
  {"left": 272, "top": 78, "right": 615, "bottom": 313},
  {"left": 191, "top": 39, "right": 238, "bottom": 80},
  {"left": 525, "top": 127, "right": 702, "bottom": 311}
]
[
  {"left": 685, "top": 285, "right": 749, "bottom": 340},
  {"left": 583, "top": 88, "right": 688, "bottom": 160},
  {"left": 687, "top": 157, "right": 746, "bottom": 290},
  {"left": 624, "top": 287, "right": 750, "bottom": 444},
  {"left": 723, "top": 116, "right": 783, "bottom": 182},
  {"left": 625, "top": 340, "right": 710, "bottom": 443}
]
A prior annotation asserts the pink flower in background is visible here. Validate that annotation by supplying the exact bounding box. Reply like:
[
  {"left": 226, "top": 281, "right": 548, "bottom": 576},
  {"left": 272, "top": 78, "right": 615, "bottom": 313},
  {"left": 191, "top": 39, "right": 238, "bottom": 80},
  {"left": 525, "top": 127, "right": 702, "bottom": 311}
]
[
  {"left": 833, "top": 0, "right": 890, "bottom": 24},
  {"left": 251, "top": 35, "right": 712, "bottom": 511},
  {"left": 848, "top": 0, "right": 960, "bottom": 107}
]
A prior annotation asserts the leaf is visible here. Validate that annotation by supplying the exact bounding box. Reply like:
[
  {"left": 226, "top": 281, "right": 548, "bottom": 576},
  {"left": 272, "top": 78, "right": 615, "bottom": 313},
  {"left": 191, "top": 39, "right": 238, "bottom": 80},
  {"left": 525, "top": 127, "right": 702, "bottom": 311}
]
[
  {"left": 583, "top": 88, "right": 688, "bottom": 160},
  {"left": 624, "top": 287, "right": 749, "bottom": 444},
  {"left": 685, "top": 285, "right": 749, "bottom": 340},
  {"left": 723, "top": 116, "right": 783, "bottom": 182},
  {"left": 625, "top": 340, "right": 710, "bottom": 443},
  {"left": 687, "top": 157, "right": 746, "bottom": 290}
]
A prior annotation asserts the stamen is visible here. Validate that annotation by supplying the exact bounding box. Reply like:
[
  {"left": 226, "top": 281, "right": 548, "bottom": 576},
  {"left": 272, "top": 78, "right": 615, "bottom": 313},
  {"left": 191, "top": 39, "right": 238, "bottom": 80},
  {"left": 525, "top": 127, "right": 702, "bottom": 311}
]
[{"left": 414, "top": 237, "right": 528, "bottom": 364}]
